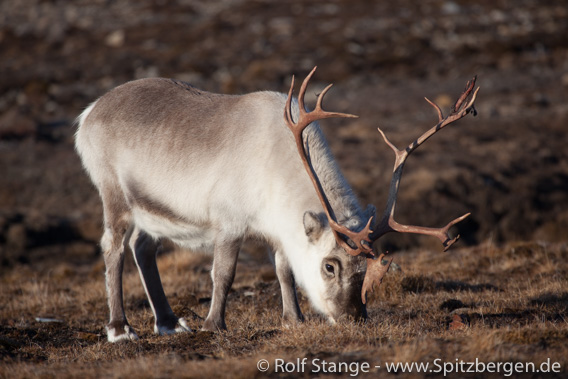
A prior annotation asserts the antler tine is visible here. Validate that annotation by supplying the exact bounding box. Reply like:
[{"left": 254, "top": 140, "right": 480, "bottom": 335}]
[
  {"left": 315, "top": 83, "right": 334, "bottom": 111},
  {"left": 284, "top": 67, "right": 373, "bottom": 257},
  {"left": 296, "top": 67, "right": 316, "bottom": 118},
  {"left": 466, "top": 87, "right": 480, "bottom": 116},
  {"left": 453, "top": 75, "right": 477, "bottom": 112},
  {"left": 425, "top": 97, "right": 444, "bottom": 122}
]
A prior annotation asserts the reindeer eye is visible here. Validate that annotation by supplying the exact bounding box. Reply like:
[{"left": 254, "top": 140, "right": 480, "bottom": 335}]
[{"left": 325, "top": 264, "right": 334, "bottom": 274}]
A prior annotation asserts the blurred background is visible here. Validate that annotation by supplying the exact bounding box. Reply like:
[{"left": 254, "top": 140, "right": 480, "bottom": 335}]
[{"left": 1, "top": 0, "right": 567, "bottom": 271}]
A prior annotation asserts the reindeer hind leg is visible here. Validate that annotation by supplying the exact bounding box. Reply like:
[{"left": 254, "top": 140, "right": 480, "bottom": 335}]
[{"left": 100, "top": 186, "right": 138, "bottom": 342}]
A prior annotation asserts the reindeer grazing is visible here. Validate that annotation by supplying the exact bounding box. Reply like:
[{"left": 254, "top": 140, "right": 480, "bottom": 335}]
[{"left": 75, "top": 67, "right": 478, "bottom": 342}]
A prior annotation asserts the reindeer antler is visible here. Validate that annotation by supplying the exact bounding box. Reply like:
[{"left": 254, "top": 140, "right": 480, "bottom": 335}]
[
  {"left": 284, "top": 68, "right": 479, "bottom": 304},
  {"left": 370, "top": 77, "right": 479, "bottom": 245},
  {"left": 284, "top": 67, "right": 375, "bottom": 257},
  {"left": 362, "top": 77, "right": 480, "bottom": 302}
]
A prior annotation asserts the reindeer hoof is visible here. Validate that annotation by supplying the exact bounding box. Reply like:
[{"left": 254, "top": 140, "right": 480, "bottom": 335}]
[
  {"left": 201, "top": 318, "right": 226, "bottom": 332},
  {"left": 106, "top": 323, "right": 139, "bottom": 343},
  {"left": 281, "top": 313, "right": 304, "bottom": 328},
  {"left": 155, "top": 317, "right": 192, "bottom": 335}
]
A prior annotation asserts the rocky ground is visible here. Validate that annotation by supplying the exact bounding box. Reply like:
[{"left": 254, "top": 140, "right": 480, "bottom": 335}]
[{"left": 0, "top": 0, "right": 567, "bottom": 376}]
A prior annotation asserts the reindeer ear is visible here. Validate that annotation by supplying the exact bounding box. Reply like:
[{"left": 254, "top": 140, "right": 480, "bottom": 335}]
[{"left": 303, "top": 211, "right": 326, "bottom": 242}]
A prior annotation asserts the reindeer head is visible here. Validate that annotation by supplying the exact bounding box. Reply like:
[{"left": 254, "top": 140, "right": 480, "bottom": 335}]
[
  {"left": 300, "top": 210, "right": 370, "bottom": 322},
  {"left": 284, "top": 67, "right": 479, "bottom": 320}
]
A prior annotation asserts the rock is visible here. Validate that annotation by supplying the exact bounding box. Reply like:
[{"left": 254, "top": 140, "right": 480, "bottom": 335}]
[{"left": 105, "top": 30, "right": 125, "bottom": 48}]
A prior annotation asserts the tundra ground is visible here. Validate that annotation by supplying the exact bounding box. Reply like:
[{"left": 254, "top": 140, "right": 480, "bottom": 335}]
[{"left": 1, "top": 241, "right": 567, "bottom": 378}]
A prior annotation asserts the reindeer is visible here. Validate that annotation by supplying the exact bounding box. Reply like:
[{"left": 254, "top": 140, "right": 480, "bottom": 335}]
[{"left": 75, "top": 67, "right": 478, "bottom": 342}]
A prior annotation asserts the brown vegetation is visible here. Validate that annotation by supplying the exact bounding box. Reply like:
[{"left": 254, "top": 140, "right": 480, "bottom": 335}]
[
  {"left": 1, "top": 241, "right": 567, "bottom": 377},
  {"left": 1, "top": 0, "right": 567, "bottom": 377}
]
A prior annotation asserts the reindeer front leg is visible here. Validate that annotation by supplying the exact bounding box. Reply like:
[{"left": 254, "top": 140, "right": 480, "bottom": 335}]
[
  {"left": 274, "top": 250, "right": 304, "bottom": 325},
  {"left": 202, "top": 234, "right": 242, "bottom": 331},
  {"left": 130, "top": 228, "right": 191, "bottom": 335}
]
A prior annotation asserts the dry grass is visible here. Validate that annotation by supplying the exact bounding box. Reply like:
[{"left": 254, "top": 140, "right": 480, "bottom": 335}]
[{"left": 1, "top": 241, "right": 567, "bottom": 378}]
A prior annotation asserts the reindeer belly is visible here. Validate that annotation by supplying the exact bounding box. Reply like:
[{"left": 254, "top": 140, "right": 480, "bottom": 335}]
[
  {"left": 131, "top": 206, "right": 216, "bottom": 252},
  {"left": 124, "top": 177, "right": 217, "bottom": 252}
]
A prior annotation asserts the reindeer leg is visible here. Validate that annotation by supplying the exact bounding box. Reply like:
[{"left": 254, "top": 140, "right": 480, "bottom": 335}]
[
  {"left": 202, "top": 234, "right": 242, "bottom": 331},
  {"left": 130, "top": 229, "right": 191, "bottom": 335},
  {"left": 274, "top": 249, "right": 304, "bottom": 326},
  {"left": 101, "top": 190, "right": 138, "bottom": 342}
]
